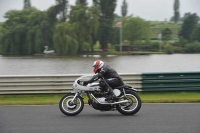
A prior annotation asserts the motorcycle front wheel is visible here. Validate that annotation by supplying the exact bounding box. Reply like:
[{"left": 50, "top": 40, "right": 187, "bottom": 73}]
[
  {"left": 59, "top": 94, "right": 84, "bottom": 116},
  {"left": 116, "top": 90, "right": 141, "bottom": 115}
]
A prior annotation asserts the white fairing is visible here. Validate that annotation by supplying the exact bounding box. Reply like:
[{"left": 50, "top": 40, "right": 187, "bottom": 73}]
[{"left": 72, "top": 75, "right": 101, "bottom": 92}]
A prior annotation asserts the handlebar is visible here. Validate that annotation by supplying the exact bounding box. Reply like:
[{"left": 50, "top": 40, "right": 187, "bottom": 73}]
[{"left": 77, "top": 80, "right": 83, "bottom": 85}]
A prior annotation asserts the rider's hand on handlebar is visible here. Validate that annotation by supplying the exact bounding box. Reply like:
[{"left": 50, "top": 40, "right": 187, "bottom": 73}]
[{"left": 83, "top": 81, "right": 88, "bottom": 86}]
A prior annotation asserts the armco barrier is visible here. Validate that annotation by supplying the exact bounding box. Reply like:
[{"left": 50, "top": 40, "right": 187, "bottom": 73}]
[
  {"left": 142, "top": 72, "right": 200, "bottom": 91},
  {"left": 0, "top": 74, "right": 142, "bottom": 95},
  {"left": 0, "top": 72, "right": 200, "bottom": 94}
]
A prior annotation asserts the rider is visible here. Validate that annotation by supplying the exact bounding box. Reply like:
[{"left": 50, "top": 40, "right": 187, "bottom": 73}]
[{"left": 83, "top": 60, "right": 124, "bottom": 100}]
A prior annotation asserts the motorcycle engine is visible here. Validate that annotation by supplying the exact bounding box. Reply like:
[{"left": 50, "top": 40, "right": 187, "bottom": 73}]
[{"left": 90, "top": 97, "right": 112, "bottom": 111}]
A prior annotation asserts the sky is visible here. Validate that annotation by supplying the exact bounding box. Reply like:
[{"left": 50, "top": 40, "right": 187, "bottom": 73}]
[{"left": 0, "top": 0, "right": 200, "bottom": 22}]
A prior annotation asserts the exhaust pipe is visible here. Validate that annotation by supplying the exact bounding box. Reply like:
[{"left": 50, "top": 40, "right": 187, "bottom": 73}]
[
  {"left": 100, "top": 100, "right": 129, "bottom": 105},
  {"left": 91, "top": 94, "right": 129, "bottom": 105}
]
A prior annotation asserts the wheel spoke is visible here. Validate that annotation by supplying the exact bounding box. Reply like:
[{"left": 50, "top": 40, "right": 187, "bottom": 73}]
[
  {"left": 119, "top": 94, "right": 138, "bottom": 112},
  {"left": 62, "top": 96, "right": 82, "bottom": 114}
]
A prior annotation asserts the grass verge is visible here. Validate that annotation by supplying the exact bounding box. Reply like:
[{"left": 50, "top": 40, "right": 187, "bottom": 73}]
[{"left": 0, "top": 92, "right": 200, "bottom": 105}]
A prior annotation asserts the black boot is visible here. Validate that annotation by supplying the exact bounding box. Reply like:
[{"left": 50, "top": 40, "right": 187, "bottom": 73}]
[{"left": 105, "top": 87, "right": 118, "bottom": 102}]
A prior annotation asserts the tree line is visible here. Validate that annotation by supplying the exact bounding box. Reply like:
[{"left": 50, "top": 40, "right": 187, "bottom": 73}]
[
  {"left": 161, "top": 0, "right": 200, "bottom": 54},
  {"left": 0, "top": 0, "right": 199, "bottom": 55},
  {"left": 0, "top": 0, "right": 151, "bottom": 55}
]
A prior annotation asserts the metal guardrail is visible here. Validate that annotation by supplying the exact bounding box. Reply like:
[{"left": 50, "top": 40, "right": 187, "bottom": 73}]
[
  {"left": 142, "top": 72, "right": 200, "bottom": 91},
  {"left": 0, "top": 74, "right": 142, "bottom": 95},
  {"left": 0, "top": 72, "right": 200, "bottom": 94}
]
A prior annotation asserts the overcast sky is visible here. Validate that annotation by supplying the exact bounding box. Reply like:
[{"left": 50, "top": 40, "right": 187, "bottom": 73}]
[{"left": 0, "top": 0, "right": 199, "bottom": 22}]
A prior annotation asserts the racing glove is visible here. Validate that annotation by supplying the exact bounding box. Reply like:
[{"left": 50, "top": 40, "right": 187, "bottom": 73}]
[{"left": 83, "top": 81, "right": 89, "bottom": 86}]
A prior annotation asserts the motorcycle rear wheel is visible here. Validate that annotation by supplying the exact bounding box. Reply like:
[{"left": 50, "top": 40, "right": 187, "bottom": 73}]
[
  {"left": 59, "top": 94, "right": 84, "bottom": 116},
  {"left": 116, "top": 90, "right": 141, "bottom": 115}
]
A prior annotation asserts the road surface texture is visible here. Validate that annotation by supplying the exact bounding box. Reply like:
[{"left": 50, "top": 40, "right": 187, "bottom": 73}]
[{"left": 0, "top": 104, "right": 200, "bottom": 133}]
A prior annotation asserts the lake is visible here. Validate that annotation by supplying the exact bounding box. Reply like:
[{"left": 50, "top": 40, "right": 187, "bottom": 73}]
[{"left": 0, "top": 54, "right": 200, "bottom": 75}]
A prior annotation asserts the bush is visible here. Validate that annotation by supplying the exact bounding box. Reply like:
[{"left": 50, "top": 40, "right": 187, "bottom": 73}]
[
  {"left": 164, "top": 43, "right": 174, "bottom": 54},
  {"left": 185, "top": 42, "right": 200, "bottom": 53},
  {"left": 173, "top": 46, "right": 185, "bottom": 53},
  {"left": 178, "top": 36, "right": 188, "bottom": 47},
  {"left": 93, "top": 41, "right": 101, "bottom": 51},
  {"left": 150, "top": 42, "right": 160, "bottom": 51},
  {"left": 132, "top": 43, "right": 150, "bottom": 51}
]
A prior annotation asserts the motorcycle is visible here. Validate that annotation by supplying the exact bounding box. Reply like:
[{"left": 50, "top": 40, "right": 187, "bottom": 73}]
[{"left": 59, "top": 75, "right": 142, "bottom": 116}]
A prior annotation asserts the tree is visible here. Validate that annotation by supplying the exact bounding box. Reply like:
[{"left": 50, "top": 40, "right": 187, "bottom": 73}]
[
  {"left": 68, "top": 5, "right": 100, "bottom": 53},
  {"left": 88, "top": 6, "right": 100, "bottom": 51},
  {"left": 24, "top": 0, "right": 32, "bottom": 9},
  {"left": 121, "top": 0, "right": 128, "bottom": 17},
  {"left": 174, "top": 0, "right": 180, "bottom": 23},
  {"left": 191, "top": 25, "right": 200, "bottom": 42},
  {"left": 1, "top": 8, "right": 37, "bottom": 55},
  {"left": 0, "top": 3, "right": 63, "bottom": 55},
  {"left": 95, "top": 0, "right": 117, "bottom": 50},
  {"left": 180, "top": 12, "right": 191, "bottom": 21},
  {"left": 45, "top": 4, "right": 63, "bottom": 49},
  {"left": 76, "top": 0, "right": 87, "bottom": 6},
  {"left": 56, "top": 0, "right": 69, "bottom": 22},
  {"left": 162, "top": 28, "right": 172, "bottom": 42},
  {"left": 119, "top": 16, "right": 150, "bottom": 44},
  {"left": 53, "top": 22, "right": 78, "bottom": 55},
  {"left": 179, "top": 13, "right": 198, "bottom": 41}
]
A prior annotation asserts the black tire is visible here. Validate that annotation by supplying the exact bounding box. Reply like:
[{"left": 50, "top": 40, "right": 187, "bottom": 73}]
[
  {"left": 59, "top": 94, "right": 84, "bottom": 116},
  {"left": 116, "top": 90, "right": 141, "bottom": 115}
]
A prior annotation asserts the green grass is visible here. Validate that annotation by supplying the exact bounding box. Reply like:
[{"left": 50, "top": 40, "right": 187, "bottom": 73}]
[
  {"left": 150, "top": 21, "right": 181, "bottom": 38},
  {"left": 140, "top": 92, "right": 200, "bottom": 103},
  {"left": 0, "top": 92, "right": 200, "bottom": 105}
]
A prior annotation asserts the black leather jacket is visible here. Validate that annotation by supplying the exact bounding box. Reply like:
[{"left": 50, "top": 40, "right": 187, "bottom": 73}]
[{"left": 87, "top": 65, "right": 122, "bottom": 83}]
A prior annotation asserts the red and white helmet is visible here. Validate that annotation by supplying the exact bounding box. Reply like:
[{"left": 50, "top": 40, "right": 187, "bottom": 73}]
[{"left": 93, "top": 60, "right": 104, "bottom": 74}]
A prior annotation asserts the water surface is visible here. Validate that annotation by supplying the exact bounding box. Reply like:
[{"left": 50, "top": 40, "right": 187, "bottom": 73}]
[{"left": 0, "top": 54, "right": 200, "bottom": 75}]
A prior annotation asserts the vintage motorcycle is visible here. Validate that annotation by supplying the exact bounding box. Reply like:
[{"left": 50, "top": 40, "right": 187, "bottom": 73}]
[{"left": 59, "top": 75, "right": 142, "bottom": 116}]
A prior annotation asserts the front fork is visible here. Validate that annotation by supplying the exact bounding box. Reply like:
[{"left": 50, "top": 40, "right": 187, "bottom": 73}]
[
  {"left": 71, "top": 91, "right": 83, "bottom": 104},
  {"left": 71, "top": 92, "right": 78, "bottom": 102}
]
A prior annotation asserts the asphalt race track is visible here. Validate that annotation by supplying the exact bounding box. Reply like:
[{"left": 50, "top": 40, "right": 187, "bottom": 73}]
[{"left": 0, "top": 104, "right": 200, "bottom": 133}]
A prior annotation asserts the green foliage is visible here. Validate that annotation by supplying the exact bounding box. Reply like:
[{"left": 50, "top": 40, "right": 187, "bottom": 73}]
[
  {"left": 54, "top": 22, "right": 78, "bottom": 55},
  {"left": 121, "top": 0, "right": 128, "bottom": 17},
  {"left": 191, "top": 26, "right": 200, "bottom": 42},
  {"left": 69, "top": 5, "right": 100, "bottom": 52},
  {"left": 179, "top": 13, "right": 199, "bottom": 40},
  {"left": 56, "top": 0, "right": 69, "bottom": 22},
  {"left": 174, "top": 0, "right": 180, "bottom": 23},
  {"left": 76, "top": 0, "right": 88, "bottom": 6},
  {"left": 177, "top": 36, "right": 188, "bottom": 47},
  {"left": 185, "top": 42, "right": 200, "bottom": 53},
  {"left": 150, "top": 42, "right": 160, "bottom": 52},
  {"left": 0, "top": 4, "right": 61, "bottom": 55},
  {"left": 24, "top": 0, "right": 31, "bottom": 9},
  {"left": 116, "top": 16, "right": 151, "bottom": 44},
  {"left": 97, "top": 0, "right": 117, "bottom": 50},
  {"left": 162, "top": 28, "right": 172, "bottom": 42},
  {"left": 1, "top": 8, "right": 37, "bottom": 55},
  {"left": 0, "top": 2, "right": 101, "bottom": 55},
  {"left": 88, "top": 6, "right": 100, "bottom": 51},
  {"left": 164, "top": 43, "right": 174, "bottom": 54},
  {"left": 150, "top": 21, "right": 180, "bottom": 39},
  {"left": 5, "top": 0, "right": 200, "bottom": 55},
  {"left": 93, "top": 41, "right": 101, "bottom": 50}
]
